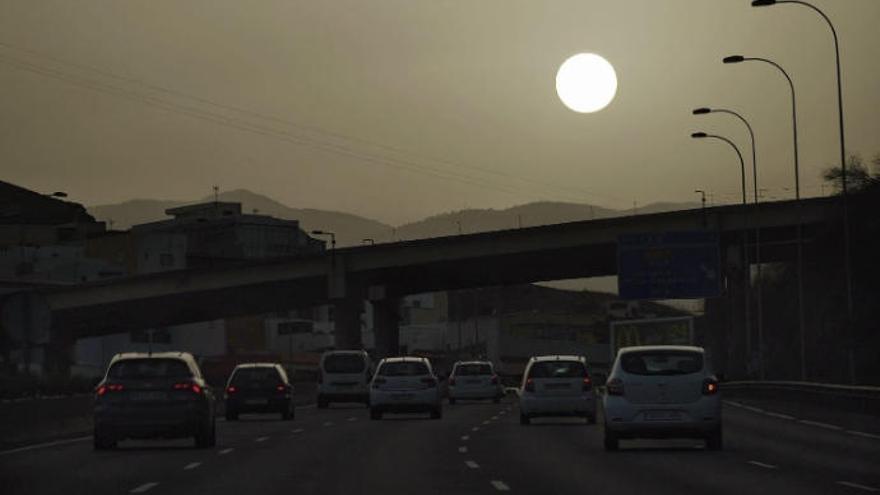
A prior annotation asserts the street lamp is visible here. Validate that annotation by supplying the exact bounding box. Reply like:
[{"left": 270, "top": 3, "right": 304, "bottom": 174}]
[
  {"left": 693, "top": 106, "right": 764, "bottom": 378},
  {"left": 695, "top": 189, "right": 707, "bottom": 227},
  {"left": 724, "top": 54, "right": 805, "bottom": 381},
  {"left": 692, "top": 131, "right": 752, "bottom": 375},
  {"left": 750, "top": 0, "right": 855, "bottom": 383},
  {"left": 311, "top": 230, "right": 336, "bottom": 250}
]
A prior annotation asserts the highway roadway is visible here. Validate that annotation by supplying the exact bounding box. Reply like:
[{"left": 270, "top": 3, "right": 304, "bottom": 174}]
[{"left": 1, "top": 397, "right": 878, "bottom": 495}]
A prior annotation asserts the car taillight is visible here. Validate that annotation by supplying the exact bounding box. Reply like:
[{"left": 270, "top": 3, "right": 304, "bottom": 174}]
[
  {"left": 703, "top": 378, "right": 719, "bottom": 395},
  {"left": 524, "top": 378, "right": 535, "bottom": 393},
  {"left": 606, "top": 378, "right": 624, "bottom": 396},
  {"left": 491, "top": 375, "right": 499, "bottom": 385},
  {"left": 96, "top": 383, "right": 123, "bottom": 396},
  {"left": 582, "top": 376, "right": 593, "bottom": 391},
  {"left": 372, "top": 378, "right": 386, "bottom": 389},
  {"left": 226, "top": 386, "right": 237, "bottom": 394},
  {"left": 276, "top": 384, "right": 289, "bottom": 393},
  {"left": 422, "top": 377, "right": 438, "bottom": 388},
  {"left": 173, "top": 382, "right": 202, "bottom": 394}
]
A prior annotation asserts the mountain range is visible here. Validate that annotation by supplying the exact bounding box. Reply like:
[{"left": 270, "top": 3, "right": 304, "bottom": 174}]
[{"left": 88, "top": 190, "right": 699, "bottom": 247}]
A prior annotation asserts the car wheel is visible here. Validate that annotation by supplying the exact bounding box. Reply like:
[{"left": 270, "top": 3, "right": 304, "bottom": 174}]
[
  {"left": 93, "top": 427, "right": 115, "bottom": 450},
  {"left": 603, "top": 428, "right": 619, "bottom": 451},
  {"left": 706, "top": 427, "right": 723, "bottom": 451},
  {"left": 520, "top": 414, "right": 531, "bottom": 426},
  {"left": 449, "top": 398, "right": 456, "bottom": 405},
  {"left": 370, "top": 408, "right": 382, "bottom": 421},
  {"left": 430, "top": 407, "right": 442, "bottom": 420}
]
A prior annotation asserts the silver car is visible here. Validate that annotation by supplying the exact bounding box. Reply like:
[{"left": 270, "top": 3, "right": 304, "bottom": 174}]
[
  {"left": 369, "top": 357, "right": 442, "bottom": 420},
  {"left": 602, "top": 345, "right": 722, "bottom": 451},
  {"left": 518, "top": 355, "right": 597, "bottom": 425},
  {"left": 448, "top": 361, "right": 504, "bottom": 404}
]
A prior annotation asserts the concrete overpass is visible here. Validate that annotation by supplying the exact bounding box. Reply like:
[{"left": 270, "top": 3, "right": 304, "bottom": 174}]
[{"left": 35, "top": 196, "right": 840, "bottom": 353}]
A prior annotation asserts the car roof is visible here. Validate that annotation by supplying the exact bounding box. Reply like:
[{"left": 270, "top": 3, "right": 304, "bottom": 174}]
[
  {"left": 233, "top": 362, "right": 281, "bottom": 369},
  {"left": 380, "top": 356, "right": 429, "bottom": 364},
  {"left": 110, "top": 351, "right": 194, "bottom": 362},
  {"left": 618, "top": 345, "right": 704, "bottom": 354},
  {"left": 454, "top": 360, "right": 492, "bottom": 366},
  {"left": 528, "top": 355, "right": 586, "bottom": 363}
]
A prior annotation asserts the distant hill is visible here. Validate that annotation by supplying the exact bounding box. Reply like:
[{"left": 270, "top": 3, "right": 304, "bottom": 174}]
[{"left": 89, "top": 191, "right": 700, "bottom": 246}]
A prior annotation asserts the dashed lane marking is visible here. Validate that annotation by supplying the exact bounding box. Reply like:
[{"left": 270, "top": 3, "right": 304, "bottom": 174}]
[
  {"left": 0, "top": 436, "right": 91, "bottom": 456},
  {"left": 491, "top": 480, "right": 511, "bottom": 491},
  {"left": 323, "top": 421, "right": 334, "bottom": 427},
  {"left": 458, "top": 446, "right": 468, "bottom": 454},
  {"left": 763, "top": 412, "right": 796, "bottom": 421},
  {"left": 347, "top": 417, "right": 357, "bottom": 422},
  {"left": 742, "top": 406, "right": 765, "bottom": 414},
  {"left": 499, "top": 411, "right": 507, "bottom": 415},
  {"left": 847, "top": 430, "right": 880, "bottom": 441},
  {"left": 836, "top": 481, "right": 880, "bottom": 492},
  {"left": 292, "top": 428, "right": 305, "bottom": 434},
  {"left": 255, "top": 436, "right": 269, "bottom": 443},
  {"left": 218, "top": 448, "right": 234, "bottom": 455},
  {"left": 461, "top": 435, "right": 470, "bottom": 441},
  {"left": 724, "top": 400, "right": 743, "bottom": 407},
  {"left": 747, "top": 461, "right": 778, "bottom": 470},
  {"left": 491, "top": 416, "right": 499, "bottom": 420},
  {"left": 465, "top": 460, "right": 480, "bottom": 469},
  {"left": 183, "top": 462, "right": 201, "bottom": 470},
  {"left": 472, "top": 427, "right": 480, "bottom": 432},
  {"left": 799, "top": 420, "right": 843, "bottom": 431},
  {"left": 482, "top": 420, "right": 490, "bottom": 425},
  {"left": 130, "top": 482, "right": 160, "bottom": 493}
]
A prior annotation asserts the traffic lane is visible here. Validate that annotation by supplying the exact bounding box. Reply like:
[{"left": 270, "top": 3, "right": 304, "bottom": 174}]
[
  {"left": 468, "top": 405, "right": 859, "bottom": 495},
  {"left": 0, "top": 402, "right": 351, "bottom": 495},
  {"left": 157, "top": 397, "right": 512, "bottom": 495},
  {"left": 721, "top": 404, "right": 880, "bottom": 489}
]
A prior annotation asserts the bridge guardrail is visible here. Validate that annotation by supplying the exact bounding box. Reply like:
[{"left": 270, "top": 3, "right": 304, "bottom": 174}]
[{"left": 722, "top": 380, "right": 880, "bottom": 416}]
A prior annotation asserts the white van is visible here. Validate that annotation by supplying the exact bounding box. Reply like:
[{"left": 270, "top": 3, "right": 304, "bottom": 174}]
[{"left": 317, "top": 350, "right": 373, "bottom": 408}]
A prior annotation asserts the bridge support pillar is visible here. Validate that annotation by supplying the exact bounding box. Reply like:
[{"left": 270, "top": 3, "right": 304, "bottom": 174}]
[
  {"left": 333, "top": 295, "right": 363, "bottom": 350},
  {"left": 372, "top": 297, "right": 400, "bottom": 359}
]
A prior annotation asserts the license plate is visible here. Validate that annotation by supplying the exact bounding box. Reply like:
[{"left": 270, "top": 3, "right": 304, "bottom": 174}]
[
  {"left": 545, "top": 383, "right": 570, "bottom": 390},
  {"left": 391, "top": 393, "right": 414, "bottom": 400},
  {"left": 644, "top": 410, "right": 681, "bottom": 421},
  {"left": 246, "top": 399, "right": 268, "bottom": 406},
  {"left": 130, "top": 391, "right": 166, "bottom": 401}
]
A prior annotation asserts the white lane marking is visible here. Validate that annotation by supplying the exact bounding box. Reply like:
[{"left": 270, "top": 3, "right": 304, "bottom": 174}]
[
  {"left": 465, "top": 460, "right": 480, "bottom": 469},
  {"left": 130, "top": 482, "right": 160, "bottom": 493},
  {"left": 847, "top": 430, "right": 880, "bottom": 441},
  {"left": 255, "top": 436, "right": 269, "bottom": 442},
  {"left": 458, "top": 446, "right": 468, "bottom": 453},
  {"left": 292, "top": 428, "right": 304, "bottom": 434},
  {"left": 743, "top": 406, "right": 765, "bottom": 414},
  {"left": 837, "top": 481, "right": 880, "bottom": 492},
  {"left": 482, "top": 420, "right": 490, "bottom": 425},
  {"left": 491, "top": 415, "right": 499, "bottom": 420},
  {"left": 347, "top": 417, "right": 357, "bottom": 422},
  {"left": 472, "top": 427, "right": 480, "bottom": 432},
  {"left": 747, "top": 461, "right": 778, "bottom": 469},
  {"left": 763, "top": 411, "right": 796, "bottom": 420},
  {"left": 183, "top": 462, "right": 201, "bottom": 470},
  {"left": 724, "top": 400, "right": 743, "bottom": 408},
  {"left": 0, "top": 436, "right": 91, "bottom": 456},
  {"left": 499, "top": 411, "right": 507, "bottom": 416},
  {"left": 323, "top": 421, "right": 334, "bottom": 427},
  {"left": 218, "top": 448, "right": 234, "bottom": 455},
  {"left": 461, "top": 435, "right": 470, "bottom": 441},
  {"left": 491, "top": 480, "right": 511, "bottom": 492},
  {"left": 799, "top": 420, "right": 843, "bottom": 431}
]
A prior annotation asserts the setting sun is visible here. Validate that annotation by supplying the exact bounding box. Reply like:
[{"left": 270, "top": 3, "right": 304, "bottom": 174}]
[{"left": 555, "top": 53, "right": 618, "bottom": 113}]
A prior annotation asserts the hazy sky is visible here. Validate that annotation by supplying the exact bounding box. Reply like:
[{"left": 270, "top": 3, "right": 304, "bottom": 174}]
[{"left": 1, "top": 0, "right": 878, "bottom": 225}]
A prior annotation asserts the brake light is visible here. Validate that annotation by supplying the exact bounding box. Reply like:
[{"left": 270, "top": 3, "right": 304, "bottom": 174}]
[
  {"left": 524, "top": 378, "right": 535, "bottom": 393},
  {"left": 491, "top": 375, "right": 499, "bottom": 385},
  {"left": 703, "top": 378, "right": 719, "bottom": 395},
  {"left": 422, "top": 377, "right": 438, "bottom": 388},
  {"left": 226, "top": 386, "right": 237, "bottom": 394},
  {"left": 582, "top": 376, "right": 593, "bottom": 391},
  {"left": 96, "top": 383, "right": 123, "bottom": 396},
  {"left": 276, "top": 384, "right": 288, "bottom": 393},
  {"left": 606, "top": 378, "right": 624, "bottom": 396},
  {"left": 173, "top": 382, "right": 202, "bottom": 394}
]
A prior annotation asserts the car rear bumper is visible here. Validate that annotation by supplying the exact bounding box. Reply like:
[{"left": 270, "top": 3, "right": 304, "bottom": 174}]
[
  {"left": 519, "top": 393, "right": 596, "bottom": 417},
  {"left": 605, "top": 420, "right": 720, "bottom": 438},
  {"left": 370, "top": 388, "right": 440, "bottom": 410},
  {"left": 226, "top": 397, "right": 290, "bottom": 413},
  {"left": 449, "top": 386, "right": 502, "bottom": 400},
  {"left": 602, "top": 396, "right": 721, "bottom": 437}
]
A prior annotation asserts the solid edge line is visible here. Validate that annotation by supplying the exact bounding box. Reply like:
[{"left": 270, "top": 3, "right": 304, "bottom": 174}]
[
  {"left": 129, "top": 482, "right": 160, "bottom": 493},
  {"left": 0, "top": 436, "right": 91, "bottom": 456},
  {"left": 836, "top": 481, "right": 880, "bottom": 492},
  {"left": 491, "top": 480, "right": 511, "bottom": 491}
]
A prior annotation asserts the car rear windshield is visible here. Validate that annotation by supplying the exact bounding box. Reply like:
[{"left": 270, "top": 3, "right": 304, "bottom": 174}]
[
  {"left": 378, "top": 361, "right": 429, "bottom": 377},
  {"left": 620, "top": 351, "right": 704, "bottom": 376},
  {"left": 107, "top": 358, "right": 192, "bottom": 379},
  {"left": 232, "top": 367, "right": 282, "bottom": 385},
  {"left": 323, "top": 354, "right": 366, "bottom": 373},
  {"left": 455, "top": 364, "right": 492, "bottom": 376},
  {"left": 528, "top": 361, "right": 585, "bottom": 379}
]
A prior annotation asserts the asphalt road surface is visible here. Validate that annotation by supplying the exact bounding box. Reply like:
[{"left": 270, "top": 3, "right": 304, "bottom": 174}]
[{"left": 2, "top": 397, "right": 878, "bottom": 494}]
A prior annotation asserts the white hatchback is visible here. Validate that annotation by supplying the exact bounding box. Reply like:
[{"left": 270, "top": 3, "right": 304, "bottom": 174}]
[
  {"left": 518, "top": 355, "right": 597, "bottom": 425},
  {"left": 602, "top": 345, "right": 722, "bottom": 451},
  {"left": 448, "top": 361, "right": 504, "bottom": 404},
  {"left": 369, "top": 357, "right": 442, "bottom": 420},
  {"left": 317, "top": 350, "right": 372, "bottom": 408}
]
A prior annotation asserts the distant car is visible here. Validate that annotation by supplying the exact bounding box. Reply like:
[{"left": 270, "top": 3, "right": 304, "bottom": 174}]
[
  {"left": 602, "top": 345, "right": 722, "bottom": 451},
  {"left": 518, "top": 355, "right": 596, "bottom": 425},
  {"left": 317, "top": 350, "right": 373, "bottom": 408},
  {"left": 369, "top": 356, "right": 442, "bottom": 420},
  {"left": 224, "top": 363, "right": 294, "bottom": 421},
  {"left": 448, "top": 360, "right": 504, "bottom": 404},
  {"left": 93, "top": 352, "right": 216, "bottom": 450}
]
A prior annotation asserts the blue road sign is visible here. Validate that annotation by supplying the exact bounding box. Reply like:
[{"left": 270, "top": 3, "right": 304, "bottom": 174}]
[{"left": 617, "top": 231, "right": 721, "bottom": 300}]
